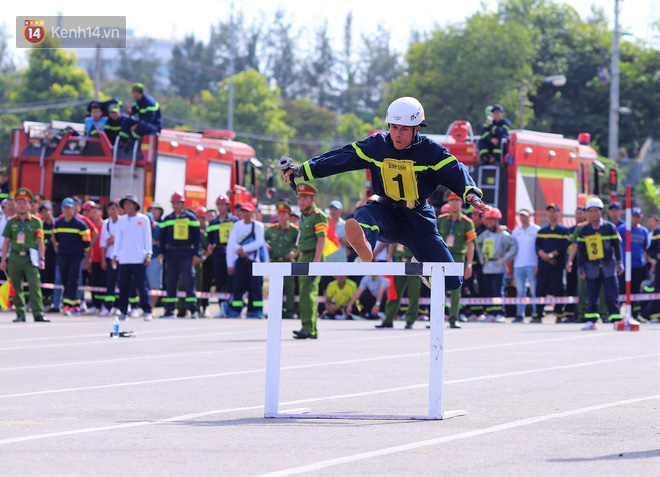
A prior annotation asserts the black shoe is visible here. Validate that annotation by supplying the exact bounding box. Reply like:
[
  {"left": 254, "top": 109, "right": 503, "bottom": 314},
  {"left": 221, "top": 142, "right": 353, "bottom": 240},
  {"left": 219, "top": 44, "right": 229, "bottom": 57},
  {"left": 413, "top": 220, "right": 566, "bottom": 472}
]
[
  {"left": 530, "top": 317, "right": 543, "bottom": 323},
  {"left": 293, "top": 329, "right": 316, "bottom": 339},
  {"left": 449, "top": 322, "right": 462, "bottom": 329},
  {"left": 375, "top": 322, "right": 393, "bottom": 329},
  {"left": 48, "top": 307, "right": 60, "bottom": 313},
  {"left": 512, "top": 315, "right": 524, "bottom": 323},
  {"left": 12, "top": 316, "right": 26, "bottom": 322},
  {"left": 34, "top": 315, "right": 50, "bottom": 322},
  {"left": 404, "top": 322, "right": 413, "bottom": 330}
]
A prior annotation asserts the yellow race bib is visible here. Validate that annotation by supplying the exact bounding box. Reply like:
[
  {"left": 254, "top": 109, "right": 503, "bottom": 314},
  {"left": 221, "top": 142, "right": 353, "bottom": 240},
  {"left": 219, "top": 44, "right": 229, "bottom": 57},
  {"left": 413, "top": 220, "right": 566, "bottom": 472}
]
[
  {"left": 173, "top": 218, "right": 190, "bottom": 241},
  {"left": 219, "top": 222, "right": 234, "bottom": 244},
  {"left": 585, "top": 234, "right": 604, "bottom": 260},
  {"left": 381, "top": 159, "right": 419, "bottom": 201},
  {"left": 482, "top": 238, "right": 495, "bottom": 259}
]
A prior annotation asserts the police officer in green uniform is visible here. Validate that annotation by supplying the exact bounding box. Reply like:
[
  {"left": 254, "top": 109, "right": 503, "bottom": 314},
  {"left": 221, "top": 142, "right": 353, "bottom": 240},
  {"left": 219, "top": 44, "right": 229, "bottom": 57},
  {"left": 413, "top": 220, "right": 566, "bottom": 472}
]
[
  {"left": 265, "top": 202, "right": 299, "bottom": 319},
  {"left": 0, "top": 188, "right": 48, "bottom": 322},
  {"left": 380, "top": 244, "right": 422, "bottom": 329},
  {"left": 436, "top": 193, "right": 476, "bottom": 328},
  {"left": 293, "top": 183, "right": 328, "bottom": 339}
]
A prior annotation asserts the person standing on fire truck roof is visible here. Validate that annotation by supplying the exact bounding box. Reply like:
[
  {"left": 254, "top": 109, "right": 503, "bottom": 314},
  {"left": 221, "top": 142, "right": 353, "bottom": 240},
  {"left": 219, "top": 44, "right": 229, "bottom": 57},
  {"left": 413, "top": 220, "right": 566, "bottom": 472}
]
[
  {"left": 206, "top": 194, "right": 238, "bottom": 317},
  {"left": 118, "top": 83, "right": 162, "bottom": 150},
  {"left": 477, "top": 104, "right": 511, "bottom": 163},
  {"left": 84, "top": 102, "right": 108, "bottom": 138},
  {"left": 158, "top": 192, "right": 201, "bottom": 319},
  {"left": 284, "top": 96, "right": 488, "bottom": 292}
]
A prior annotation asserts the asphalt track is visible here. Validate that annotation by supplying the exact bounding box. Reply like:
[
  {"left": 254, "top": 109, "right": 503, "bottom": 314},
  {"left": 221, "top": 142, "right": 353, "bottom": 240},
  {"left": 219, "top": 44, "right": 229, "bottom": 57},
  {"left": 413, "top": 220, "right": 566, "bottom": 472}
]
[{"left": 1, "top": 309, "right": 658, "bottom": 476}]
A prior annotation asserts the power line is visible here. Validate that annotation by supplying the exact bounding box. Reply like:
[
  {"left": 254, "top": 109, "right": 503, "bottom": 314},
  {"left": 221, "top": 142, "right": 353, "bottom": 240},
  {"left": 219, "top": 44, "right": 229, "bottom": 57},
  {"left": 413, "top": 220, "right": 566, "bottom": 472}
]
[{"left": 0, "top": 97, "right": 88, "bottom": 114}]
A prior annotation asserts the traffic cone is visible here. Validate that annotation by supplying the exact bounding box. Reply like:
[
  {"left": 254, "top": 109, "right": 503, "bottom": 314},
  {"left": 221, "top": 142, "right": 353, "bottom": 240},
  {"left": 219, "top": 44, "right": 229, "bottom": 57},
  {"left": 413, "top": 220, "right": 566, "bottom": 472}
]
[{"left": 614, "top": 318, "right": 640, "bottom": 332}]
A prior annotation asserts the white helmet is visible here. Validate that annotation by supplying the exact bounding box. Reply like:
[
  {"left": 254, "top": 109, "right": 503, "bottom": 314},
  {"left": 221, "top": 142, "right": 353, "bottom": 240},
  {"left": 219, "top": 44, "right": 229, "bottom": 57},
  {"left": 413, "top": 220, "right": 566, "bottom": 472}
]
[
  {"left": 386, "top": 97, "right": 426, "bottom": 127},
  {"left": 585, "top": 197, "right": 604, "bottom": 210}
]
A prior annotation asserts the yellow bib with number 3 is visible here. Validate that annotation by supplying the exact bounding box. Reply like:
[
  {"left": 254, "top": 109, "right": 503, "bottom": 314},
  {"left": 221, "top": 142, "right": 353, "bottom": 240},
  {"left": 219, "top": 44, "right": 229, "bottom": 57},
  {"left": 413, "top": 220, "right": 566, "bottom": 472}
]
[
  {"left": 585, "top": 234, "right": 604, "bottom": 260},
  {"left": 381, "top": 159, "right": 419, "bottom": 202},
  {"left": 482, "top": 238, "right": 495, "bottom": 259},
  {"left": 173, "top": 218, "right": 190, "bottom": 241}
]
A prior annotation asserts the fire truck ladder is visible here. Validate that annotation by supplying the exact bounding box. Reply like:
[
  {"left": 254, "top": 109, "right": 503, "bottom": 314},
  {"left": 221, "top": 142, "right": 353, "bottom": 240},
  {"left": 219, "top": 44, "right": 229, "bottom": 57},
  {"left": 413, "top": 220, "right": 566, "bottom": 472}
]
[
  {"left": 111, "top": 137, "right": 139, "bottom": 196},
  {"left": 475, "top": 138, "right": 508, "bottom": 209}
]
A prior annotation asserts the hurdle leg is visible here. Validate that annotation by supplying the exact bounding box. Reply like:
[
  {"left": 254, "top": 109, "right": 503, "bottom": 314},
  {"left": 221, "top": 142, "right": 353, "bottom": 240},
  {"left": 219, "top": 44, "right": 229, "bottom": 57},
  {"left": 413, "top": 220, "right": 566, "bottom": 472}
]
[
  {"left": 264, "top": 273, "right": 284, "bottom": 417},
  {"left": 428, "top": 265, "right": 446, "bottom": 419}
]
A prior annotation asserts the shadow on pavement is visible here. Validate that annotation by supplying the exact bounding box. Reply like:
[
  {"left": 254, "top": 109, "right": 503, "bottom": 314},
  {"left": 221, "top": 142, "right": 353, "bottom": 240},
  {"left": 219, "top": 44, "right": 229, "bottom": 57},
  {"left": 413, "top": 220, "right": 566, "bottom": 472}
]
[{"left": 547, "top": 449, "right": 660, "bottom": 462}]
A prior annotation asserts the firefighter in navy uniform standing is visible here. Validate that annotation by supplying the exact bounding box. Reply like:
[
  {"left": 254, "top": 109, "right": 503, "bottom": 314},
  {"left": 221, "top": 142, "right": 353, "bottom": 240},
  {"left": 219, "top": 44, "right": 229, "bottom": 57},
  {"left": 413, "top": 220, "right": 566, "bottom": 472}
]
[
  {"left": 477, "top": 104, "right": 511, "bottom": 163},
  {"left": 577, "top": 197, "right": 624, "bottom": 330},
  {"left": 0, "top": 188, "right": 48, "bottom": 322},
  {"left": 206, "top": 194, "right": 238, "bottom": 317},
  {"left": 158, "top": 192, "right": 201, "bottom": 319},
  {"left": 284, "top": 96, "right": 488, "bottom": 293},
  {"left": 533, "top": 203, "right": 571, "bottom": 323}
]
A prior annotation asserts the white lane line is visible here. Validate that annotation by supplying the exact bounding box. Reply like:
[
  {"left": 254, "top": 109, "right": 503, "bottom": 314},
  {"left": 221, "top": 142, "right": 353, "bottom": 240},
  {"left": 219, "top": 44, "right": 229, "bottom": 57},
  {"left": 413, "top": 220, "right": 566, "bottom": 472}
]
[
  {"left": 0, "top": 354, "right": 655, "bottom": 445},
  {"left": 0, "top": 352, "right": 426, "bottom": 399},
  {"left": 258, "top": 394, "right": 660, "bottom": 477},
  {"left": 0, "top": 329, "right": 265, "bottom": 352},
  {"left": 0, "top": 325, "right": 239, "bottom": 343}
]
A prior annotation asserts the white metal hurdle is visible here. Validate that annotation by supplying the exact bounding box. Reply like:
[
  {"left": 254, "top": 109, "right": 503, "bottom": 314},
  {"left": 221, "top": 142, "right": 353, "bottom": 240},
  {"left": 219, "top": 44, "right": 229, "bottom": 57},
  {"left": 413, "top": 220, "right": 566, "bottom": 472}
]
[{"left": 253, "top": 261, "right": 467, "bottom": 420}]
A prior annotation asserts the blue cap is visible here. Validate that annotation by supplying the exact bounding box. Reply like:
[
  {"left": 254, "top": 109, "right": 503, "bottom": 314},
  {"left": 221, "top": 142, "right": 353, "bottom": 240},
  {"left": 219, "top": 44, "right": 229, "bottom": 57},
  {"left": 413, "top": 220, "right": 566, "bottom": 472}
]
[
  {"left": 631, "top": 207, "right": 643, "bottom": 216},
  {"left": 546, "top": 203, "right": 560, "bottom": 212},
  {"left": 329, "top": 200, "right": 343, "bottom": 210},
  {"left": 491, "top": 104, "right": 504, "bottom": 112},
  {"left": 608, "top": 202, "right": 622, "bottom": 210},
  {"left": 62, "top": 197, "right": 75, "bottom": 208}
]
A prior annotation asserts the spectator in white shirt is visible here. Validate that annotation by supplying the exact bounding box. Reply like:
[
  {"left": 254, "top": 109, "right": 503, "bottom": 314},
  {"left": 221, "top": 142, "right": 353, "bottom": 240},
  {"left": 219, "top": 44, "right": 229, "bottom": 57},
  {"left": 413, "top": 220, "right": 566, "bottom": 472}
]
[
  {"left": 223, "top": 202, "right": 267, "bottom": 319},
  {"left": 111, "top": 194, "right": 153, "bottom": 321},
  {"left": 512, "top": 209, "right": 540, "bottom": 322}
]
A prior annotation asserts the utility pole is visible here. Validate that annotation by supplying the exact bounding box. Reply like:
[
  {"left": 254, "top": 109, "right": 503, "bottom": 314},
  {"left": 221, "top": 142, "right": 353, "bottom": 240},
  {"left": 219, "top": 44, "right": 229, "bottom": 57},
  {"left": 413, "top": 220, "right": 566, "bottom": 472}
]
[
  {"left": 228, "top": 0, "right": 235, "bottom": 131},
  {"left": 94, "top": 46, "right": 101, "bottom": 100},
  {"left": 608, "top": 0, "right": 621, "bottom": 161}
]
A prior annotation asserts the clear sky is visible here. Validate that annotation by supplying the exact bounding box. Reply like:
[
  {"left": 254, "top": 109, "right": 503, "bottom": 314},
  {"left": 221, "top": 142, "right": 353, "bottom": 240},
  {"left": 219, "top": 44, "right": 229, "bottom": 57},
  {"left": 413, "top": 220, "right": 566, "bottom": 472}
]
[{"left": 3, "top": 0, "right": 658, "bottom": 63}]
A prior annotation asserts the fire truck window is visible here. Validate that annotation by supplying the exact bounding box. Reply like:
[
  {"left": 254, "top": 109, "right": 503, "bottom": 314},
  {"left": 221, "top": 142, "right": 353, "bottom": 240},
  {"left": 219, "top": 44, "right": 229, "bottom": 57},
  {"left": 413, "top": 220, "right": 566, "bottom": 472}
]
[
  {"left": 234, "top": 160, "right": 241, "bottom": 186},
  {"left": 579, "top": 163, "right": 585, "bottom": 194},
  {"left": 52, "top": 174, "right": 111, "bottom": 206},
  {"left": 592, "top": 164, "right": 601, "bottom": 197}
]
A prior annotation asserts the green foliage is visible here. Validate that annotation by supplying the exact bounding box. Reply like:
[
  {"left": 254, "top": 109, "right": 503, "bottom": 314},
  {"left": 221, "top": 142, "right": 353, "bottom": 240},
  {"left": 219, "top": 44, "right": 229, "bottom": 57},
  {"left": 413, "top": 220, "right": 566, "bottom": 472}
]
[
  {"left": 115, "top": 39, "right": 161, "bottom": 93},
  {"left": 169, "top": 34, "right": 217, "bottom": 101},
  {"left": 9, "top": 36, "right": 93, "bottom": 123},
  {"left": 386, "top": 11, "right": 537, "bottom": 132},
  {"left": 193, "top": 70, "right": 294, "bottom": 159},
  {"left": 283, "top": 98, "right": 337, "bottom": 160}
]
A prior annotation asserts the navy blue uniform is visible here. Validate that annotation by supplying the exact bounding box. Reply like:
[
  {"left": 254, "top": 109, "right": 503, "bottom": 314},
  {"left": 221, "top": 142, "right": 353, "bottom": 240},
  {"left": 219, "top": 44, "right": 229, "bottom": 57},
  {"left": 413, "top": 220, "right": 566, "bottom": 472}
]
[
  {"left": 105, "top": 112, "right": 129, "bottom": 146},
  {"left": 120, "top": 92, "right": 162, "bottom": 141},
  {"left": 577, "top": 220, "right": 623, "bottom": 321},
  {"left": 477, "top": 118, "right": 511, "bottom": 162},
  {"left": 564, "top": 222, "right": 585, "bottom": 320},
  {"left": 642, "top": 227, "right": 660, "bottom": 321},
  {"left": 40, "top": 220, "right": 57, "bottom": 307},
  {"left": 534, "top": 223, "right": 570, "bottom": 319},
  {"left": 206, "top": 214, "right": 238, "bottom": 303},
  {"left": 53, "top": 216, "right": 91, "bottom": 308},
  {"left": 159, "top": 211, "right": 201, "bottom": 315},
  {"left": 301, "top": 132, "right": 482, "bottom": 291}
]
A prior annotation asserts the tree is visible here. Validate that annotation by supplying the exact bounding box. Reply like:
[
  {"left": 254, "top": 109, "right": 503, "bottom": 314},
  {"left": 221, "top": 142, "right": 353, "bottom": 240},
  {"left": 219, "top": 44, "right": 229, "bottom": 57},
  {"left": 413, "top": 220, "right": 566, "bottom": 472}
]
[
  {"left": 282, "top": 98, "right": 337, "bottom": 160},
  {"left": 263, "top": 8, "right": 299, "bottom": 99},
  {"left": 8, "top": 36, "right": 93, "bottom": 123},
  {"left": 169, "top": 34, "right": 217, "bottom": 101},
  {"left": 385, "top": 11, "right": 537, "bottom": 132},
  {"left": 210, "top": 11, "right": 261, "bottom": 78},
  {"left": 357, "top": 26, "right": 401, "bottom": 118},
  {"left": 301, "top": 22, "right": 339, "bottom": 110},
  {"left": 192, "top": 70, "right": 294, "bottom": 159},
  {"left": 115, "top": 38, "right": 161, "bottom": 93},
  {"left": 336, "top": 114, "right": 384, "bottom": 141}
]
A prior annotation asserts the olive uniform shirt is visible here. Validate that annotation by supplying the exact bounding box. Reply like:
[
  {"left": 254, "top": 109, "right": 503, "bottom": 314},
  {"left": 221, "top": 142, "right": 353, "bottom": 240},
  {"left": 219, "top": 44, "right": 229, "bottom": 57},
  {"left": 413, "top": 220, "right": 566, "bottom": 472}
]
[
  {"left": 436, "top": 212, "right": 477, "bottom": 260},
  {"left": 297, "top": 207, "right": 329, "bottom": 254},
  {"left": 3, "top": 214, "right": 44, "bottom": 253},
  {"left": 265, "top": 222, "right": 298, "bottom": 261}
]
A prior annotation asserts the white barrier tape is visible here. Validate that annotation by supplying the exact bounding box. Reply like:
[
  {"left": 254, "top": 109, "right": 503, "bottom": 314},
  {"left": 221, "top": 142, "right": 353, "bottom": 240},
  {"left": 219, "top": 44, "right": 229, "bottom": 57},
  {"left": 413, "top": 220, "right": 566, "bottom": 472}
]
[{"left": 5, "top": 281, "right": 659, "bottom": 305}]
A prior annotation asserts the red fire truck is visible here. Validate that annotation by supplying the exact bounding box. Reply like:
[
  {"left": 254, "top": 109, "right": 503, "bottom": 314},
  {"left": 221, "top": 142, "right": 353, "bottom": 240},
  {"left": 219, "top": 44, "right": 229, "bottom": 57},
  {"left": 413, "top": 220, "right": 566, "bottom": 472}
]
[
  {"left": 366, "top": 122, "right": 607, "bottom": 227},
  {"left": 9, "top": 121, "right": 261, "bottom": 214}
]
